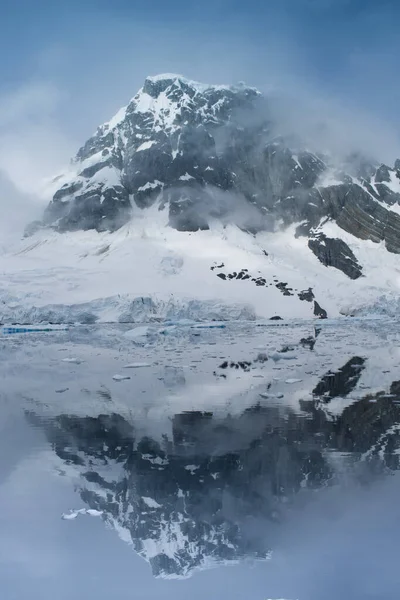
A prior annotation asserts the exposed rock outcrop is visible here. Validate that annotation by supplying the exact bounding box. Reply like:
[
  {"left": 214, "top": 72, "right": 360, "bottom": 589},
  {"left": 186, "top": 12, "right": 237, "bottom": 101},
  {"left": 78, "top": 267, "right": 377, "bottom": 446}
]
[{"left": 308, "top": 233, "right": 363, "bottom": 280}]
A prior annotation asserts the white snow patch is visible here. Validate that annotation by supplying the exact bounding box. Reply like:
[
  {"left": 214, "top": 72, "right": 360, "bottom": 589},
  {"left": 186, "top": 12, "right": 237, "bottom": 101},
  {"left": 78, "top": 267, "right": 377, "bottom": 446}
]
[
  {"left": 137, "top": 180, "right": 163, "bottom": 192},
  {"left": 136, "top": 140, "right": 157, "bottom": 152},
  {"left": 141, "top": 454, "right": 169, "bottom": 466},
  {"left": 89, "top": 166, "right": 122, "bottom": 188},
  {"left": 146, "top": 73, "right": 184, "bottom": 83},
  {"left": 62, "top": 508, "right": 103, "bottom": 520},
  {"left": 86, "top": 509, "right": 103, "bottom": 517},
  {"left": 292, "top": 154, "right": 303, "bottom": 170},
  {"left": 184, "top": 465, "right": 200, "bottom": 474},
  {"left": 106, "top": 105, "right": 128, "bottom": 130},
  {"left": 382, "top": 170, "right": 400, "bottom": 195},
  {"left": 387, "top": 203, "right": 400, "bottom": 216},
  {"left": 78, "top": 150, "right": 108, "bottom": 172},
  {"left": 142, "top": 497, "right": 162, "bottom": 509}
]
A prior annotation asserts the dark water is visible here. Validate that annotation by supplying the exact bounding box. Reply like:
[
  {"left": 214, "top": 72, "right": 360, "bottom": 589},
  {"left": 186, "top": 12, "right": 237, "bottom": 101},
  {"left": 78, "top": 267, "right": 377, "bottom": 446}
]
[{"left": 1, "top": 321, "right": 400, "bottom": 599}]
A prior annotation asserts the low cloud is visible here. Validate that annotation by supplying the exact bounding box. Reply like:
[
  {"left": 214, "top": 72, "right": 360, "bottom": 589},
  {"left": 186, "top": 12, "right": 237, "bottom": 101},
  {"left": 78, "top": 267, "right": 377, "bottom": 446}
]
[
  {"left": 265, "top": 87, "right": 400, "bottom": 167},
  {"left": 0, "top": 81, "right": 75, "bottom": 198},
  {"left": 1, "top": 1, "right": 400, "bottom": 238}
]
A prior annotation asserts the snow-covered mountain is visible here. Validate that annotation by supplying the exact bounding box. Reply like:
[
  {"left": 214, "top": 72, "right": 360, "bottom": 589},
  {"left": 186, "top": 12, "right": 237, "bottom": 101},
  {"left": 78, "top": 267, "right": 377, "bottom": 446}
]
[
  {"left": 39, "top": 73, "right": 400, "bottom": 260},
  {"left": 2, "top": 73, "right": 400, "bottom": 323}
]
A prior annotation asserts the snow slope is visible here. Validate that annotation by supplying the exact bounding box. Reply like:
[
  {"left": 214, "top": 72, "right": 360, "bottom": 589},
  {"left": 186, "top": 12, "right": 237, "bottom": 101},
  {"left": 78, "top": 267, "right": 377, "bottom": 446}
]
[{"left": 1, "top": 204, "right": 399, "bottom": 324}]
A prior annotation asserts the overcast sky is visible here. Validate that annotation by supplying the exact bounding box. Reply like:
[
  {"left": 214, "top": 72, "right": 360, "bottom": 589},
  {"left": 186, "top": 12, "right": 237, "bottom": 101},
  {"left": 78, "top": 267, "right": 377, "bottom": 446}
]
[{"left": 0, "top": 0, "right": 400, "bottom": 219}]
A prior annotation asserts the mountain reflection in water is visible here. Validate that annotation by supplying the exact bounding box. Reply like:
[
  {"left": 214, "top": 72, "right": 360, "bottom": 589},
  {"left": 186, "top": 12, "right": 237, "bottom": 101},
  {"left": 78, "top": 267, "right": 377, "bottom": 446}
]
[
  {"left": 2, "top": 320, "right": 400, "bottom": 599},
  {"left": 28, "top": 354, "right": 400, "bottom": 579}
]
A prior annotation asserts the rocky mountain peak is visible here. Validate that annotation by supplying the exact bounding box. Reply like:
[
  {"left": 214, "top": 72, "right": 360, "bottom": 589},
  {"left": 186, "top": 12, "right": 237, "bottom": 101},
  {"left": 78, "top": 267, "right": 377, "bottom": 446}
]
[{"left": 34, "top": 74, "right": 400, "bottom": 281}]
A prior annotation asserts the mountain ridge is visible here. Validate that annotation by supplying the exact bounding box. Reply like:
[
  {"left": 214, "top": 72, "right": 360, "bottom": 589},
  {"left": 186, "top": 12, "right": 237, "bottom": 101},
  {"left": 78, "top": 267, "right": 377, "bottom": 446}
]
[
  {"left": 34, "top": 74, "right": 400, "bottom": 277},
  {"left": 1, "top": 73, "right": 398, "bottom": 324}
]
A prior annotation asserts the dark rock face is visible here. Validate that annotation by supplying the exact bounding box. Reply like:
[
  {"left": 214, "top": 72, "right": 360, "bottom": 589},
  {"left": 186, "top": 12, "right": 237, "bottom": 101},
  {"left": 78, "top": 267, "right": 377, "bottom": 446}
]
[
  {"left": 313, "top": 301, "right": 328, "bottom": 319},
  {"left": 320, "top": 183, "right": 400, "bottom": 254},
  {"left": 308, "top": 234, "right": 363, "bottom": 280},
  {"left": 36, "top": 74, "right": 400, "bottom": 278},
  {"left": 42, "top": 76, "right": 266, "bottom": 234},
  {"left": 44, "top": 183, "right": 131, "bottom": 232},
  {"left": 298, "top": 288, "right": 315, "bottom": 302}
]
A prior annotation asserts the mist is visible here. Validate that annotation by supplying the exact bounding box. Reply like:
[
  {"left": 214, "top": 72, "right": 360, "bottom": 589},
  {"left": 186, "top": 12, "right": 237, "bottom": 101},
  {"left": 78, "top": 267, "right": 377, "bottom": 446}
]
[
  {"left": 0, "top": 174, "right": 43, "bottom": 244},
  {"left": 263, "top": 473, "right": 400, "bottom": 600},
  {"left": 168, "top": 185, "right": 272, "bottom": 233}
]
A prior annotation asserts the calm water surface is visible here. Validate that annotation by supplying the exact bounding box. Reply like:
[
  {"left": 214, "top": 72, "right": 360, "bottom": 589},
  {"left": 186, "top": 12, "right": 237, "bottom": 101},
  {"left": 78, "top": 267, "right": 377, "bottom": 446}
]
[{"left": 1, "top": 321, "right": 400, "bottom": 599}]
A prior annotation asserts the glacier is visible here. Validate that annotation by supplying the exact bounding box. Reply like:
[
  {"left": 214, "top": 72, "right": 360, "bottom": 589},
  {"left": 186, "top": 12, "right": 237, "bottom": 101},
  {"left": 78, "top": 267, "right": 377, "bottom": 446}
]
[{"left": 1, "top": 212, "right": 399, "bottom": 324}]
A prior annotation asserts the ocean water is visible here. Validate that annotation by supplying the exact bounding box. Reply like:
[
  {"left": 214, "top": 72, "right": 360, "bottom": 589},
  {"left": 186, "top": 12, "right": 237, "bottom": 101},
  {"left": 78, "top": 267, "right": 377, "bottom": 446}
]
[{"left": 1, "top": 320, "right": 400, "bottom": 600}]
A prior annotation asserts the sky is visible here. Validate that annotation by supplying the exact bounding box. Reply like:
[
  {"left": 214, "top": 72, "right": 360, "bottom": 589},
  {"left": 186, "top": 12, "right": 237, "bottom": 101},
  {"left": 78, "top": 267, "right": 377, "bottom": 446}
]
[{"left": 1, "top": 0, "right": 400, "bottom": 226}]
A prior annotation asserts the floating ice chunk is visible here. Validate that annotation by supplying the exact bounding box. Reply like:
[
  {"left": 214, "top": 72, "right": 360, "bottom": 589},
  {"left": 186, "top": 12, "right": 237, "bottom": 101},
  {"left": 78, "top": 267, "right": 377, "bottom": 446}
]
[
  {"left": 112, "top": 374, "right": 131, "bottom": 381},
  {"left": 285, "top": 378, "right": 303, "bottom": 384},
  {"left": 269, "top": 351, "right": 297, "bottom": 361},
  {"left": 123, "top": 362, "right": 152, "bottom": 369},
  {"left": 259, "top": 392, "right": 284, "bottom": 399},
  {"left": 62, "top": 357, "right": 82, "bottom": 364}
]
